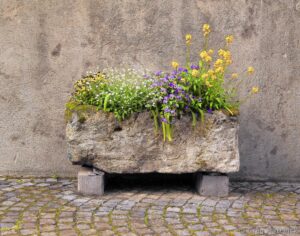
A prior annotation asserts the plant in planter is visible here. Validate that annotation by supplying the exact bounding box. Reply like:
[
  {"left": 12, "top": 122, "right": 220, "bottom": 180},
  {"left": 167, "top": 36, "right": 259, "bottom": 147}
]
[{"left": 65, "top": 24, "right": 258, "bottom": 196}]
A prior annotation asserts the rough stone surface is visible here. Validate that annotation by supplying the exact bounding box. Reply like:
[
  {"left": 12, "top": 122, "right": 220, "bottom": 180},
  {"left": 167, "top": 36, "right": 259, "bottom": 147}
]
[
  {"left": 78, "top": 167, "right": 104, "bottom": 195},
  {"left": 196, "top": 174, "right": 229, "bottom": 197},
  {"left": 66, "top": 111, "right": 239, "bottom": 173},
  {"left": 0, "top": 0, "right": 299, "bottom": 180}
]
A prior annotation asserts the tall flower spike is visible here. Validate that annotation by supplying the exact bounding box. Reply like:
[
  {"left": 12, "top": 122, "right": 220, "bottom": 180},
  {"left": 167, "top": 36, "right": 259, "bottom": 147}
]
[
  {"left": 171, "top": 61, "right": 179, "bottom": 69},
  {"left": 247, "top": 66, "right": 255, "bottom": 75},
  {"left": 251, "top": 86, "right": 259, "bottom": 94},
  {"left": 185, "top": 34, "right": 192, "bottom": 45},
  {"left": 225, "top": 35, "right": 234, "bottom": 44},
  {"left": 203, "top": 24, "right": 211, "bottom": 37},
  {"left": 231, "top": 73, "right": 238, "bottom": 79}
]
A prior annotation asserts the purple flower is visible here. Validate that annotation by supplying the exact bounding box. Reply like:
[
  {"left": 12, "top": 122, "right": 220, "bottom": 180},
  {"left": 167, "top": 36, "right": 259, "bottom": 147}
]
[
  {"left": 161, "top": 117, "right": 167, "bottom": 123},
  {"left": 169, "top": 82, "right": 176, "bottom": 89},
  {"left": 163, "top": 96, "right": 169, "bottom": 104},
  {"left": 151, "top": 81, "right": 163, "bottom": 87},
  {"left": 155, "top": 71, "right": 162, "bottom": 76},
  {"left": 171, "top": 70, "right": 178, "bottom": 75},
  {"left": 178, "top": 67, "right": 188, "bottom": 73},
  {"left": 164, "top": 108, "right": 171, "bottom": 113},
  {"left": 207, "top": 108, "right": 213, "bottom": 114},
  {"left": 190, "top": 64, "right": 200, "bottom": 70},
  {"left": 176, "top": 95, "right": 182, "bottom": 100},
  {"left": 163, "top": 78, "right": 169, "bottom": 83},
  {"left": 198, "top": 98, "right": 202, "bottom": 102}
]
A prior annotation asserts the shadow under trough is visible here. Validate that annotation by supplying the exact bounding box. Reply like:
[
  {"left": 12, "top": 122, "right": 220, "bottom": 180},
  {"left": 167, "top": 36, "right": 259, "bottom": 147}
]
[{"left": 104, "top": 173, "right": 195, "bottom": 193}]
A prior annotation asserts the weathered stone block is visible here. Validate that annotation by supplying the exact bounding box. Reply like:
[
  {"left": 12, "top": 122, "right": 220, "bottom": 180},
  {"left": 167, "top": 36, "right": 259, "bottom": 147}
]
[
  {"left": 66, "top": 111, "right": 239, "bottom": 174},
  {"left": 196, "top": 173, "right": 229, "bottom": 197},
  {"left": 78, "top": 167, "right": 104, "bottom": 195}
]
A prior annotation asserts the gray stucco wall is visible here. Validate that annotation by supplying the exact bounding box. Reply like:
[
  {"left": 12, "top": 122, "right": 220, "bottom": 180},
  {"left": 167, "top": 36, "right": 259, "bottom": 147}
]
[{"left": 0, "top": 0, "right": 299, "bottom": 180}]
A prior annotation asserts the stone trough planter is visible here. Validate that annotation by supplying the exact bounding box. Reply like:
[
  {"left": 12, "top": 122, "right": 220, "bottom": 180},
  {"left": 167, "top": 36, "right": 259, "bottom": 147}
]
[{"left": 66, "top": 110, "right": 239, "bottom": 196}]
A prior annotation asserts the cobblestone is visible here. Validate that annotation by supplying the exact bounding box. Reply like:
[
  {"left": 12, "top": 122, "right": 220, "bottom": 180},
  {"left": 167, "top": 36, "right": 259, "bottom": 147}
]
[{"left": 0, "top": 176, "right": 299, "bottom": 235}]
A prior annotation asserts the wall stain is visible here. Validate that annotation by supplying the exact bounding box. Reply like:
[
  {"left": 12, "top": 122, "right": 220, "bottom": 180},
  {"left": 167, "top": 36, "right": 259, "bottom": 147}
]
[
  {"left": 51, "top": 43, "right": 61, "bottom": 57},
  {"left": 10, "top": 135, "right": 20, "bottom": 141},
  {"left": 270, "top": 146, "right": 278, "bottom": 155},
  {"left": 0, "top": 95, "right": 7, "bottom": 101},
  {"left": 241, "top": 5, "right": 258, "bottom": 39},
  {"left": 0, "top": 70, "right": 10, "bottom": 79},
  {"left": 34, "top": 12, "right": 50, "bottom": 90},
  {"left": 32, "top": 120, "right": 50, "bottom": 137},
  {"left": 241, "top": 24, "right": 256, "bottom": 39}
]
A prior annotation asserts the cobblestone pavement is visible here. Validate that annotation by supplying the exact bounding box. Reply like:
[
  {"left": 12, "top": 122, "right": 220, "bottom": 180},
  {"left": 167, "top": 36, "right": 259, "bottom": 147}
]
[{"left": 0, "top": 175, "right": 300, "bottom": 236}]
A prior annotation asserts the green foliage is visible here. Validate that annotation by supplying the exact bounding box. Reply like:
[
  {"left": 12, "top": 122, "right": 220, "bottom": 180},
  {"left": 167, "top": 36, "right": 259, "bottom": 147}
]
[
  {"left": 70, "top": 68, "right": 153, "bottom": 121},
  {"left": 66, "top": 24, "right": 258, "bottom": 141}
]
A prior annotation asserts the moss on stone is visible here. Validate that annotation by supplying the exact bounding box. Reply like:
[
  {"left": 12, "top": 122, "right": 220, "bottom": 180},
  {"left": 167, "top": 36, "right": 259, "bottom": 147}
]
[{"left": 65, "top": 100, "right": 98, "bottom": 123}]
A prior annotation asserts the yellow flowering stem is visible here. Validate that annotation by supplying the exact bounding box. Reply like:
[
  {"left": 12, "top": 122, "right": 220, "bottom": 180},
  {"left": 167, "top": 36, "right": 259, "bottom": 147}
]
[
  {"left": 247, "top": 66, "right": 255, "bottom": 75},
  {"left": 204, "top": 35, "right": 209, "bottom": 51},
  {"left": 186, "top": 42, "right": 191, "bottom": 68},
  {"left": 172, "top": 61, "right": 179, "bottom": 70},
  {"left": 202, "top": 24, "right": 211, "bottom": 50},
  {"left": 238, "top": 87, "right": 260, "bottom": 104},
  {"left": 251, "top": 86, "right": 259, "bottom": 94}
]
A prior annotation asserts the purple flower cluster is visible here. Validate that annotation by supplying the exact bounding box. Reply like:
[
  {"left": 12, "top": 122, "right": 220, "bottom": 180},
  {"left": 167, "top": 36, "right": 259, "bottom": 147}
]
[
  {"left": 190, "top": 64, "right": 200, "bottom": 70},
  {"left": 150, "top": 69, "right": 192, "bottom": 121}
]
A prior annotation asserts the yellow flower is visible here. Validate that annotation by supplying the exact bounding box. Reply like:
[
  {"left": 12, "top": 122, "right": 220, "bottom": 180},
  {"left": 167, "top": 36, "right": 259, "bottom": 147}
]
[
  {"left": 185, "top": 34, "right": 192, "bottom": 44},
  {"left": 218, "top": 49, "right": 225, "bottom": 57},
  {"left": 251, "top": 86, "right": 259, "bottom": 94},
  {"left": 199, "top": 51, "right": 212, "bottom": 62},
  {"left": 203, "top": 24, "right": 211, "bottom": 37},
  {"left": 205, "top": 80, "right": 213, "bottom": 87},
  {"left": 218, "top": 49, "right": 232, "bottom": 64},
  {"left": 208, "top": 69, "right": 214, "bottom": 76},
  {"left": 231, "top": 73, "right": 238, "bottom": 79},
  {"left": 223, "top": 50, "right": 231, "bottom": 60},
  {"left": 208, "top": 49, "right": 214, "bottom": 55},
  {"left": 172, "top": 61, "right": 179, "bottom": 69},
  {"left": 215, "top": 67, "right": 224, "bottom": 74},
  {"left": 200, "top": 50, "right": 208, "bottom": 58},
  {"left": 191, "top": 69, "right": 199, "bottom": 77},
  {"left": 225, "top": 35, "right": 234, "bottom": 44},
  {"left": 214, "top": 59, "right": 224, "bottom": 68},
  {"left": 247, "top": 66, "right": 255, "bottom": 75},
  {"left": 225, "top": 59, "right": 232, "bottom": 65},
  {"left": 202, "top": 73, "right": 208, "bottom": 79}
]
